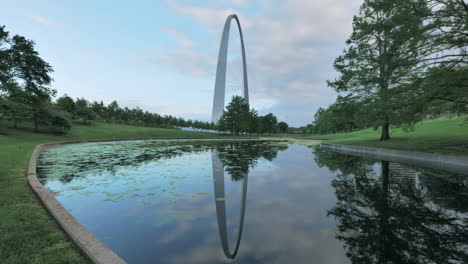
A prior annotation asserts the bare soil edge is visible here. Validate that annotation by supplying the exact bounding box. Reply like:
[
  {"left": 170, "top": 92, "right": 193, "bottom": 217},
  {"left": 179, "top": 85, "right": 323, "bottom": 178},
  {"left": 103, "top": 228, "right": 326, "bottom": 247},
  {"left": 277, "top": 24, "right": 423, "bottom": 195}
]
[{"left": 27, "top": 138, "right": 263, "bottom": 264}]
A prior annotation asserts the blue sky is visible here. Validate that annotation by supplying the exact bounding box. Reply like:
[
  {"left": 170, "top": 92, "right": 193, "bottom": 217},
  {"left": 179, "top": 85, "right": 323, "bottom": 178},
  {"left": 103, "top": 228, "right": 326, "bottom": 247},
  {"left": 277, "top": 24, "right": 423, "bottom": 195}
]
[{"left": 2, "top": 0, "right": 362, "bottom": 126}]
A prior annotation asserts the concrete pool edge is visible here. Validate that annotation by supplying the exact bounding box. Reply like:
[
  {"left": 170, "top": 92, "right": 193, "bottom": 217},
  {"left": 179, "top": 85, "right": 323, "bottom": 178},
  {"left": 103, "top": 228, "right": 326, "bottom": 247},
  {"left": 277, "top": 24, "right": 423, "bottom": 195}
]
[
  {"left": 28, "top": 142, "right": 127, "bottom": 264},
  {"left": 27, "top": 138, "right": 270, "bottom": 264},
  {"left": 320, "top": 143, "right": 468, "bottom": 174}
]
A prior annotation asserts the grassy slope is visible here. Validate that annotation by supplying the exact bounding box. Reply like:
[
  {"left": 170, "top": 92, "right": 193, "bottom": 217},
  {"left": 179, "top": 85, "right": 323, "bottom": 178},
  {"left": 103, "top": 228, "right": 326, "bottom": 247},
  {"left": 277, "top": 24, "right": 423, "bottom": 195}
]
[
  {"left": 1, "top": 118, "right": 466, "bottom": 262},
  {"left": 0, "top": 123, "right": 242, "bottom": 264},
  {"left": 294, "top": 117, "right": 468, "bottom": 156}
]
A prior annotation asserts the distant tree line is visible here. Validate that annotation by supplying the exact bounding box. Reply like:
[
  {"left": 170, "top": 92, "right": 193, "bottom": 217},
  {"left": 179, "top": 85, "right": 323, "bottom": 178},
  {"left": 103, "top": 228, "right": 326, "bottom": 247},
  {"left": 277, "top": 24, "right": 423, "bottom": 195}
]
[
  {"left": 0, "top": 25, "right": 289, "bottom": 135},
  {"left": 0, "top": 25, "right": 220, "bottom": 134},
  {"left": 311, "top": 0, "right": 467, "bottom": 139},
  {"left": 217, "top": 95, "right": 289, "bottom": 135},
  {"left": 55, "top": 95, "right": 217, "bottom": 130}
]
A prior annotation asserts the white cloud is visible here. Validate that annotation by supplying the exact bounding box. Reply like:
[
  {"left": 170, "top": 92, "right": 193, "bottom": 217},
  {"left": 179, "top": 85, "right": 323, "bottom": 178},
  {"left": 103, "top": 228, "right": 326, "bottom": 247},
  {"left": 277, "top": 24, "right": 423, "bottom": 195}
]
[
  {"left": 137, "top": 27, "right": 217, "bottom": 78},
  {"left": 228, "top": 0, "right": 249, "bottom": 6},
  {"left": 31, "top": 15, "right": 56, "bottom": 26},
  {"left": 169, "top": 2, "right": 240, "bottom": 26},
  {"left": 158, "top": 0, "right": 362, "bottom": 125},
  {"left": 163, "top": 26, "right": 194, "bottom": 49}
]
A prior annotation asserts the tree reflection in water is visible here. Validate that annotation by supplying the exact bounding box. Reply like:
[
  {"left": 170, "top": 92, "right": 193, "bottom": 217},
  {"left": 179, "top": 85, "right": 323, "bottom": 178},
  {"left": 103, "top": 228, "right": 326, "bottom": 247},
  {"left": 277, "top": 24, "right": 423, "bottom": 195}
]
[
  {"left": 314, "top": 146, "right": 468, "bottom": 264},
  {"left": 38, "top": 140, "right": 287, "bottom": 184}
]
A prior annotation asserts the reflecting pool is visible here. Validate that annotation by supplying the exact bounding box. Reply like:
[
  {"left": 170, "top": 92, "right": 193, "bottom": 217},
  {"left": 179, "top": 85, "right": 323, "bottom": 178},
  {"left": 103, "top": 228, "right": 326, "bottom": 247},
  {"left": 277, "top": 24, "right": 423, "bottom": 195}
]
[{"left": 37, "top": 140, "right": 468, "bottom": 264}]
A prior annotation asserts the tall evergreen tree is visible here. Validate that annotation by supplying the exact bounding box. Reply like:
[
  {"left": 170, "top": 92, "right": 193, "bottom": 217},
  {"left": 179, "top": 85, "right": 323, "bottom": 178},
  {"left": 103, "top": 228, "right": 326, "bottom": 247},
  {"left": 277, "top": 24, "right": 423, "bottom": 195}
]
[
  {"left": 218, "top": 96, "right": 249, "bottom": 135},
  {"left": 328, "top": 0, "right": 430, "bottom": 140}
]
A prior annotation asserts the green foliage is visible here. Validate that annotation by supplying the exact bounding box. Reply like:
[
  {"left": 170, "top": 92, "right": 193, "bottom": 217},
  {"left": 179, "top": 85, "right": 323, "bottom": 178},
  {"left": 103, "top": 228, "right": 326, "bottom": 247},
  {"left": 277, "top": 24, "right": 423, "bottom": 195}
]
[
  {"left": 0, "top": 94, "right": 31, "bottom": 127},
  {"left": 419, "top": 67, "right": 468, "bottom": 117},
  {"left": 423, "top": 0, "right": 468, "bottom": 65},
  {"left": 0, "top": 26, "right": 221, "bottom": 134},
  {"left": 277, "top": 121, "right": 289, "bottom": 133},
  {"left": 0, "top": 25, "right": 58, "bottom": 133},
  {"left": 56, "top": 94, "right": 76, "bottom": 116},
  {"left": 261, "top": 113, "right": 278, "bottom": 135},
  {"left": 218, "top": 96, "right": 283, "bottom": 135},
  {"left": 75, "top": 98, "right": 96, "bottom": 125},
  {"left": 48, "top": 107, "right": 72, "bottom": 134},
  {"left": 321, "top": 0, "right": 467, "bottom": 140},
  {"left": 219, "top": 96, "right": 250, "bottom": 135},
  {"left": 297, "top": 117, "right": 468, "bottom": 156},
  {"left": 0, "top": 25, "right": 54, "bottom": 97},
  {"left": 328, "top": 0, "right": 431, "bottom": 140}
]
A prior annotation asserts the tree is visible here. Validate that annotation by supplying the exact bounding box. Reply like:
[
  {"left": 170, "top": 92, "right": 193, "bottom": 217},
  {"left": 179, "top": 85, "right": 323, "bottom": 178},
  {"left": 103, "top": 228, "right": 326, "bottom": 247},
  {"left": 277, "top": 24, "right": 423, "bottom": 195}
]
[
  {"left": 242, "top": 108, "right": 259, "bottom": 135},
  {"left": 218, "top": 96, "right": 249, "bottom": 135},
  {"left": 0, "top": 94, "right": 31, "bottom": 127},
  {"left": 422, "top": 0, "right": 468, "bottom": 67},
  {"left": 75, "top": 98, "right": 96, "bottom": 125},
  {"left": 277, "top": 121, "right": 289, "bottom": 134},
  {"left": 31, "top": 99, "right": 53, "bottom": 132},
  {"left": 328, "top": 0, "right": 430, "bottom": 141},
  {"left": 90, "top": 101, "right": 106, "bottom": 120},
  {"left": 261, "top": 113, "right": 278, "bottom": 135},
  {"left": 49, "top": 107, "right": 71, "bottom": 134},
  {"left": 56, "top": 94, "right": 76, "bottom": 116},
  {"left": 0, "top": 25, "right": 55, "bottom": 132},
  {"left": 420, "top": 67, "right": 468, "bottom": 116},
  {"left": 0, "top": 26, "right": 54, "bottom": 96},
  {"left": 410, "top": 1, "right": 468, "bottom": 117}
]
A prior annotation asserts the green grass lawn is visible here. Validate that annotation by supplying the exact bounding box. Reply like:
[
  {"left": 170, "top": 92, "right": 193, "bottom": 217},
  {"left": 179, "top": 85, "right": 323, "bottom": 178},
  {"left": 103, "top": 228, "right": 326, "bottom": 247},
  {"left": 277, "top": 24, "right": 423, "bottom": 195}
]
[
  {"left": 293, "top": 117, "right": 468, "bottom": 156},
  {"left": 0, "top": 122, "right": 245, "bottom": 264},
  {"left": 1, "top": 118, "right": 466, "bottom": 263}
]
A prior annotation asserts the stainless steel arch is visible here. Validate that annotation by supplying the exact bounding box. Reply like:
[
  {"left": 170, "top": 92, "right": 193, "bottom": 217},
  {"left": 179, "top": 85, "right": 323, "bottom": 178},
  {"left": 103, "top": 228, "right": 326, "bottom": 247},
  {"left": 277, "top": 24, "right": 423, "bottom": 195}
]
[
  {"left": 211, "top": 14, "right": 249, "bottom": 123},
  {"left": 211, "top": 151, "right": 248, "bottom": 259}
]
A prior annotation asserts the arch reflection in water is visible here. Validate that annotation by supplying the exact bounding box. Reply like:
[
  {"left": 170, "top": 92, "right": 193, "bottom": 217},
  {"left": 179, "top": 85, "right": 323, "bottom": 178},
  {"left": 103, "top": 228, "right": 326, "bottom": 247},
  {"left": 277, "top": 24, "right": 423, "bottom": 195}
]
[{"left": 211, "top": 150, "right": 248, "bottom": 259}]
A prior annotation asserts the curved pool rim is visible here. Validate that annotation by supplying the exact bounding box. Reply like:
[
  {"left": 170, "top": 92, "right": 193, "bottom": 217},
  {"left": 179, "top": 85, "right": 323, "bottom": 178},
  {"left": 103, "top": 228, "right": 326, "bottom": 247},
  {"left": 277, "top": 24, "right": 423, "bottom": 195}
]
[{"left": 28, "top": 138, "right": 264, "bottom": 264}]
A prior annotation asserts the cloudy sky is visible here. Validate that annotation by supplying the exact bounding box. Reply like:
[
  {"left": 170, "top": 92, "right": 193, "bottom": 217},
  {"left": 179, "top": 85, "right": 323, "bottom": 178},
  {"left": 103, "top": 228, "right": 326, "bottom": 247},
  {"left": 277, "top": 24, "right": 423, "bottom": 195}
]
[{"left": 2, "top": 0, "right": 362, "bottom": 126}]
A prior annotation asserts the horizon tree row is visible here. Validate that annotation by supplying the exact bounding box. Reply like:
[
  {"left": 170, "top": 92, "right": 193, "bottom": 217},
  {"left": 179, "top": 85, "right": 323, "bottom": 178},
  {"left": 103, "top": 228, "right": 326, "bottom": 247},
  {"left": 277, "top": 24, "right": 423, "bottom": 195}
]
[
  {"left": 217, "top": 95, "right": 289, "bottom": 135},
  {"left": 55, "top": 94, "right": 217, "bottom": 130},
  {"left": 0, "top": 25, "right": 219, "bottom": 134}
]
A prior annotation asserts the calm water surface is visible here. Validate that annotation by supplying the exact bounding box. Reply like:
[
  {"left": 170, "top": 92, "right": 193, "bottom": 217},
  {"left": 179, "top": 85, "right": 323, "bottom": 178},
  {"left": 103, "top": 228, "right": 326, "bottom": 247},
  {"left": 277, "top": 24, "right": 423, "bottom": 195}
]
[{"left": 37, "top": 140, "right": 468, "bottom": 264}]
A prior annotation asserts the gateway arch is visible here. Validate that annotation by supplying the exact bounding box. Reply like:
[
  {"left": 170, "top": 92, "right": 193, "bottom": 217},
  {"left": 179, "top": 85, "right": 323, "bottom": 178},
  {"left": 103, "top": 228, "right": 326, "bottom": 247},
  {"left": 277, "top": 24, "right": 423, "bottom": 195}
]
[{"left": 211, "top": 14, "right": 249, "bottom": 123}]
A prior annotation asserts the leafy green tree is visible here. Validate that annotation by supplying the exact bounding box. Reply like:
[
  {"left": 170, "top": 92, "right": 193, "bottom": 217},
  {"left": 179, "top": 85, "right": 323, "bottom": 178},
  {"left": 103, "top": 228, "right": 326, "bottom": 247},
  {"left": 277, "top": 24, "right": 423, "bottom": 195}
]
[
  {"left": 49, "top": 107, "right": 72, "bottom": 134},
  {"left": 56, "top": 94, "right": 76, "bottom": 116},
  {"left": 277, "top": 121, "right": 289, "bottom": 134},
  {"left": 423, "top": 0, "right": 468, "bottom": 66},
  {"left": 0, "top": 25, "right": 54, "bottom": 97},
  {"left": 75, "top": 98, "right": 96, "bottom": 125},
  {"left": 90, "top": 101, "right": 106, "bottom": 120},
  {"left": 31, "top": 99, "right": 53, "bottom": 131},
  {"left": 241, "top": 108, "right": 259, "bottom": 135},
  {"left": 420, "top": 67, "right": 468, "bottom": 116},
  {"left": 218, "top": 96, "right": 249, "bottom": 135},
  {"left": 328, "top": 0, "right": 430, "bottom": 140},
  {"left": 0, "top": 94, "right": 31, "bottom": 127},
  {"left": 0, "top": 25, "right": 55, "bottom": 132},
  {"left": 261, "top": 113, "right": 278, "bottom": 135}
]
